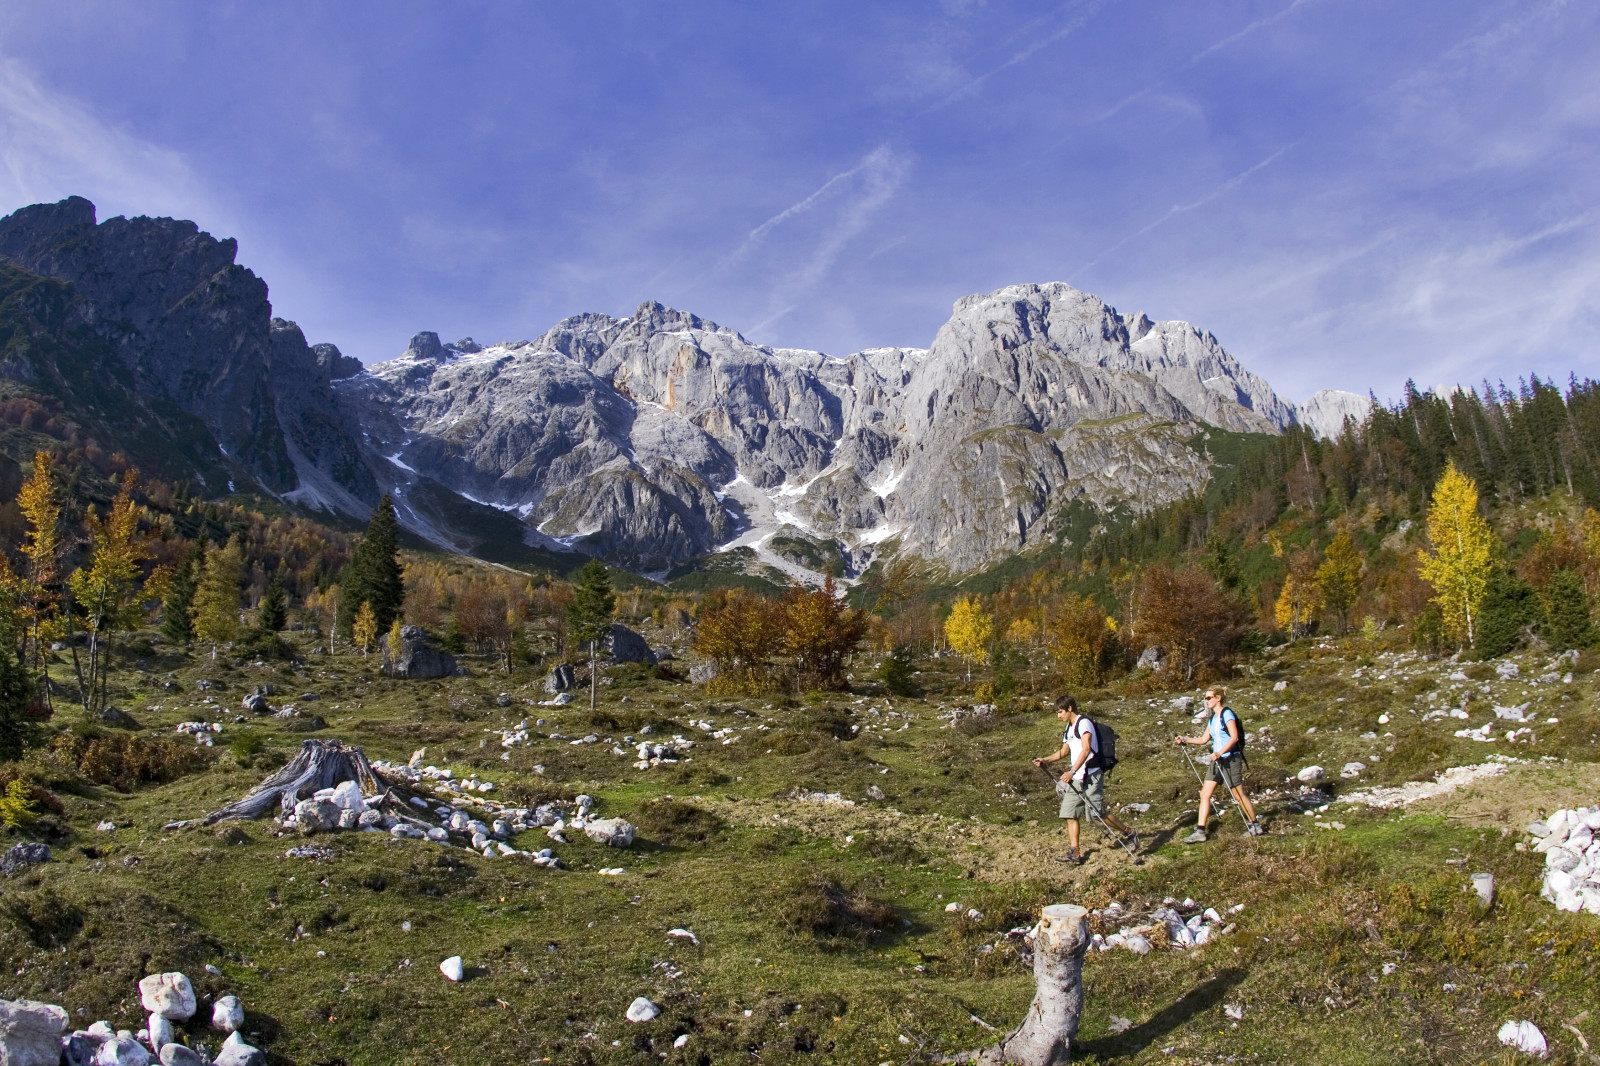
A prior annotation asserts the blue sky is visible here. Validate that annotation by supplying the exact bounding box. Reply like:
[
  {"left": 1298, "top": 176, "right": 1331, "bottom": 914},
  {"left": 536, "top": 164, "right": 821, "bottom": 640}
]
[{"left": 1, "top": 1, "right": 1596, "bottom": 404}]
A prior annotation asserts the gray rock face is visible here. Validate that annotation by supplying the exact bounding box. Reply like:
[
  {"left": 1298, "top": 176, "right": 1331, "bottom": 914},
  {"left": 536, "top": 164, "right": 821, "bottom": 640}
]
[
  {"left": 381, "top": 626, "right": 460, "bottom": 679},
  {"left": 0, "top": 998, "right": 69, "bottom": 1066},
  {"left": 339, "top": 282, "right": 1308, "bottom": 575},
  {"left": 544, "top": 663, "right": 575, "bottom": 693},
  {"left": 1296, "top": 389, "right": 1372, "bottom": 441},
  {"left": 0, "top": 197, "right": 375, "bottom": 505},
  {"left": 608, "top": 624, "right": 657, "bottom": 666},
  {"left": 1, "top": 843, "right": 50, "bottom": 876}
]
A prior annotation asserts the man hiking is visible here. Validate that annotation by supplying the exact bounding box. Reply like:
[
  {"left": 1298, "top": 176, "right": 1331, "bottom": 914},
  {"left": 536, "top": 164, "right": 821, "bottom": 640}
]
[
  {"left": 1033, "top": 695, "right": 1138, "bottom": 864},
  {"left": 1174, "top": 686, "right": 1263, "bottom": 842}
]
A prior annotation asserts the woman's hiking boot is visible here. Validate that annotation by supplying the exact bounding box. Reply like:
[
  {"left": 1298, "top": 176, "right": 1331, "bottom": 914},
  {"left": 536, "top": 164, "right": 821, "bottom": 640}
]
[
  {"left": 1121, "top": 830, "right": 1140, "bottom": 853},
  {"left": 1182, "top": 826, "right": 1209, "bottom": 844},
  {"left": 1246, "top": 820, "right": 1265, "bottom": 837}
]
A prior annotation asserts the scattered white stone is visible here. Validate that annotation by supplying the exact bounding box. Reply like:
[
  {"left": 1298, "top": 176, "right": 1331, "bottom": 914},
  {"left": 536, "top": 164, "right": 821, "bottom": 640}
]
[
  {"left": 625, "top": 997, "right": 661, "bottom": 1023},
  {"left": 945, "top": 901, "right": 962, "bottom": 913},
  {"left": 1296, "top": 766, "right": 1325, "bottom": 784},
  {"left": 211, "top": 995, "right": 244, "bottom": 1032},
  {"left": 1224, "top": 1004, "right": 1243, "bottom": 1020},
  {"left": 674, "top": 1034, "right": 689, "bottom": 1048},
  {"left": 0, "top": 999, "right": 69, "bottom": 1066},
  {"left": 439, "top": 956, "right": 464, "bottom": 982},
  {"left": 667, "top": 928, "right": 699, "bottom": 944},
  {"left": 597, "top": 867, "right": 626, "bottom": 876},
  {"left": 1340, "top": 762, "right": 1366, "bottom": 778},
  {"left": 147, "top": 1014, "right": 173, "bottom": 1050},
  {"left": 1497, "top": 1019, "right": 1547, "bottom": 1057},
  {"left": 585, "top": 817, "right": 636, "bottom": 848},
  {"left": 138, "top": 973, "right": 196, "bottom": 1021}
]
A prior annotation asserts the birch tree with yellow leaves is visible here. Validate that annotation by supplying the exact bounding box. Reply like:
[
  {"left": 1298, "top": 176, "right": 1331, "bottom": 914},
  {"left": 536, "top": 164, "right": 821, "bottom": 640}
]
[
  {"left": 1417, "top": 461, "right": 1494, "bottom": 646},
  {"left": 944, "top": 596, "right": 992, "bottom": 682}
]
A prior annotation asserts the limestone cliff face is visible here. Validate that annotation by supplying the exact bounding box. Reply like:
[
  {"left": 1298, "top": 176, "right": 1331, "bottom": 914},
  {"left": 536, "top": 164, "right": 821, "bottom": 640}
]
[
  {"left": 349, "top": 283, "right": 1302, "bottom": 576},
  {"left": 1, "top": 196, "right": 1334, "bottom": 579},
  {"left": 0, "top": 197, "right": 375, "bottom": 504}
]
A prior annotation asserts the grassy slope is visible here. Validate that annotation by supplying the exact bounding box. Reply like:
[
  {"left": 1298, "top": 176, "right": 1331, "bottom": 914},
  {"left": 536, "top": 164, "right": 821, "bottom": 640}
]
[{"left": 2, "top": 631, "right": 1598, "bottom": 1065}]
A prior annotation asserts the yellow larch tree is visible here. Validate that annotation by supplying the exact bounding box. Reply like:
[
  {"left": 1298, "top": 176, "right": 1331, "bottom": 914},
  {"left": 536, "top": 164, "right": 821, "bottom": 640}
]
[
  {"left": 352, "top": 602, "right": 378, "bottom": 656},
  {"left": 1417, "top": 461, "right": 1494, "bottom": 646},
  {"left": 944, "top": 596, "right": 993, "bottom": 682},
  {"left": 191, "top": 535, "right": 246, "bottom": 659},
  {"left": 68, "top": 470, "right": 157, "bottom": 716}
]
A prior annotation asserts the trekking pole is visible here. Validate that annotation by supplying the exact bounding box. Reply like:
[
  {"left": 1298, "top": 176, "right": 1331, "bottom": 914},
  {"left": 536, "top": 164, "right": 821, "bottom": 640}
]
[
  {"left": 1180, "top": 744, "right": 1251, "bottom": 829},
  {"left": 1037, "top": 765, "right": 1143, "bottom": 866}
]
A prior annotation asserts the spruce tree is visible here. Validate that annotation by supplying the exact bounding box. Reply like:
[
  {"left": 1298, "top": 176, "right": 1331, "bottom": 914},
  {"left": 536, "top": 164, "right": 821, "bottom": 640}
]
[
  {"left": 1543, "top": 570, "right": 1595, "bottom": 651},
  {"left": 567, "top": 559, "right": 615, "bottom": 709},
  {"left": 1474, "top": 567, "right": 1544, "bottom": 659},
  {"left": 337, "top": 494, "right": 404, "bottom": 638},
  {"left": 162, "top": 541, "right": 204, "bottom": 645},
  {"left": 0, "top": 597, "right": 35, "bottom": 761},
  {"left": 256, "top": 575, "right": 288, "bottom": 633}
]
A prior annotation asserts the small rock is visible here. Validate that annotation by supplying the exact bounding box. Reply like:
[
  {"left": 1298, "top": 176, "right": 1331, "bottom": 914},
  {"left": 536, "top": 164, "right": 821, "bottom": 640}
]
[
  {"left": 1107, "top": 1015, "right": 1133, "bottom": 1034},
  {"left": 1121, "top": 934, "right": 1152, "bottom": 955},
  {"left": 1296, "top": 766, "right": 1325, "bottom": 784},
  {"left": 159, "top": 1045, "right": 203, "bottom": 1066},
  {"left": 1497, "top": 1019, "right": 1547, "bottom": 1057},
  {"left": 212, "top": 1033, "right": 265, "bottom": 1066},
  {"left": 138, "top": 973, "right": 196, "bottom": 1021},
  {"left": 1223, "top": 1004, "right": 1243, "bottom": 1020},
  {"left": 147, "top": 1014, "right": 173, "bottom": 1050},
  {"left": 95, "top": 1036, "right": 150, "bottom": 1066},
  {"left": 544, "top": 663, "right": 575, "bottom": 693},
  {"left": 240, "top": 693, "right": 270, "bottom": 714},
  {"left": 1340, "top": 762, "right": 1366, "bottom": 778},
  {"left": 1495, "top": 661, "right": 1520, "bottom": 680},
  {"left": 585, "top": 817, "right": 636, "bottom": 848},
  {"left": 1273, "top": 680, "right": 1288, "bottom": 691},
  {"left": 1, "top": 842, "right": 51, "bottom": 876},
  {"left": 211, "top": 995, "right": 243, "bottom": 1033},
  {"left": 667, "top": 928, "right": 699, "bottom": 944},
  {"left": 97, "top": 707, "right": 143, "bottom": 730},
  {"left": 944, "top": 901, "right": 962, "bottom": 913},
  {"left": 440, "top": 956, "right": 464, "bottom": 982},
  {"left": 0, "top": 998, "right": 69, "bottom": 1066},
  {"left": 625, "top": 997, "right": 661, "bottom": 1023},
  {"left": 866, "top": 785, "right": 886, "bottom": 801}
]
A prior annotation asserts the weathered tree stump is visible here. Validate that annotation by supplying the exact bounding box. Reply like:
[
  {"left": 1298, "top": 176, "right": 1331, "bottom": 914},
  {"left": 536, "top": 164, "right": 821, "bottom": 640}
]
[
  {"left": 974, "top": 904, "right": 1090, "bottom": 1065},
  {"left": 204, "top": 739, "right": 385, "bottom": 824}
]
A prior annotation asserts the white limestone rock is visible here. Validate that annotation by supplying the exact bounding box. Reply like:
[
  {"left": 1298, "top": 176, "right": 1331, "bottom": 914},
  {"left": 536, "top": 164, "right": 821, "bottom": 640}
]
[{"left": 137, "top": 974, "right": 196, "bottom": 1021}]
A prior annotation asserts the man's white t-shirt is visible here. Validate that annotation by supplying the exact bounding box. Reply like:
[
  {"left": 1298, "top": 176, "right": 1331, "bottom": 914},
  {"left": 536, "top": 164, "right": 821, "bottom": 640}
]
[{"left": 1063, "top": 717, "right": 1099, "bottom": 782}]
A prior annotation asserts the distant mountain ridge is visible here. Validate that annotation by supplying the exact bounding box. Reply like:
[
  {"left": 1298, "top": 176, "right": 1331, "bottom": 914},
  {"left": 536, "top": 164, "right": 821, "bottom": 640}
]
[{"left": 0, "top": 196, "right": 1365, "bottom": 580}]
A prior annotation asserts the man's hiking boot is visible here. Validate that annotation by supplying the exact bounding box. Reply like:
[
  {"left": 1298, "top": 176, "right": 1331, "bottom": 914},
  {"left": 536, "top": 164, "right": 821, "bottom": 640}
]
[
  {"left": 1182, "top": 827, "right": 1208, "bottom": 844},
  {"left": 1121, "top": 830, "right": 1140, "bottom": 853},
  {"left": 1053, "top": 848, "right": 1084, "bottom": 865}
]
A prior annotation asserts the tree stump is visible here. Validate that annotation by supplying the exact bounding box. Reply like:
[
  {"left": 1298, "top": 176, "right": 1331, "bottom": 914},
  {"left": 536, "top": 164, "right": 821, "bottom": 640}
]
[
  {"left": 203, "top": 739, "right": 385, "bottom": 823},
  {"left": 975, "top": 904, "right": 1090, "bottom": 1065}
]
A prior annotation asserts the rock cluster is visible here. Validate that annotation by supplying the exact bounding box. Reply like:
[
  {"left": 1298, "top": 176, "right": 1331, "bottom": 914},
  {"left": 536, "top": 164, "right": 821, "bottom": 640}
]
[
  {"left": 2, "top": 842, "right": 50, "bottom": 877},
  {"left": 1090, "top": 898, "right": 1239, "bottom": 955},
  {"left": 0, "top": 971, "right": 263, "bottom": 1066},
  {"left": 1529, "top": 806, "right": 1600, "bottom": 914}
]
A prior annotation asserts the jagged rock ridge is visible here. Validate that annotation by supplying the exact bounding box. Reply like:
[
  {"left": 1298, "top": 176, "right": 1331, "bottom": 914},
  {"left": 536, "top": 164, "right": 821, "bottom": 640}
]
[{"left": 0, "top": 197, "right": 1352, "bottom": 579}]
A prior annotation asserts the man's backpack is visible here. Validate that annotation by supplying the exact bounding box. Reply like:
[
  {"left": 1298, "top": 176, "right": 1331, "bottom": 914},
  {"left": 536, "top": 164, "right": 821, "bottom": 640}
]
[{"left": 1093, "top": 720, "right": 1119, "bottom": 776}]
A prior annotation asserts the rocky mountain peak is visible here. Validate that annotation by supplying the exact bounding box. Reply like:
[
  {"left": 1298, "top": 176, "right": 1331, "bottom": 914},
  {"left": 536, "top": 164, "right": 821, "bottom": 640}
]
[{"left": 404, "top": 331, "right": 446, "bottom": 362}]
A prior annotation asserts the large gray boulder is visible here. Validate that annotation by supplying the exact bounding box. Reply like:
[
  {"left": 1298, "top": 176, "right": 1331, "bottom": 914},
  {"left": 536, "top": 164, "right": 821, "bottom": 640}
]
[
  {"left": 0, "top": 998, "right": 68, "bottom": 1066},
  {"left": 608, "top": 624, "right": 657, "bottom": 666},
  {"left": 381, "top": 626, "right": 460, "bottom": 679},
  {"left": 544, "top": 663, "right": 575, "bottom": 693},
  {"left": 1, "top": 843, "right": 49, "bottom": 877}
]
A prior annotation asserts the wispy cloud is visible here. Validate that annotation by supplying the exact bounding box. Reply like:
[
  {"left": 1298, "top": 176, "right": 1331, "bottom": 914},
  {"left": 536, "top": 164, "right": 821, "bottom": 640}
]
[
  {"left": 924, "top": 0, "right": 1113, "bottom": 112},
  {"left": 1075, "top": 147, "right": 1292, "bottom": 275},
  {"left": 1188, "top": 0, "right": 1318, "bottom": 64},
  {"left": 0, "top": 59, "right": 207, "bottom": 223}
]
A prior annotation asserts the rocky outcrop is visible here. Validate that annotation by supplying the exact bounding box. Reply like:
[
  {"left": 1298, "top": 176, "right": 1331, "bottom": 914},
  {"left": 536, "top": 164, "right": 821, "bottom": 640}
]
[
  {"left": 0, "top": 197, "right": 375, "bottom": 506},
  {"left": 1297, "top": 388, "right": 1372, "bottom": 441},
  {"left": 2, "top": 196, "right": 1362, "bottom": 579},
  {"left": 381, "top": 626, "right": 460, "bottom": 680}
]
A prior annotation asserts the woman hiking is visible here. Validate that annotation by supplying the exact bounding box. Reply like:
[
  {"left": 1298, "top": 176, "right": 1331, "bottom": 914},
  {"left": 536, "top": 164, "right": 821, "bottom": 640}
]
[{"left": 1174, "top": 687, "right": 1263, "bottom": 842}]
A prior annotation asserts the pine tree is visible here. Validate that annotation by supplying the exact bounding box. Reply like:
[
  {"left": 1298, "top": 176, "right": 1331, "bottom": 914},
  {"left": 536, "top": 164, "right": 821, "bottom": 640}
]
[
  {"left": 944, "top": 596, "right": 993, "bottom": 682},
  {"left": 878, "top": 645, "right": 918, "bottom": 697},
  {"left": 191, "top": 535, "right": 246, "bottom": 659},
  {"left": 256, "top": 575, "right": 288, "bottom": 633},
  {"left": 0, "top": 589, "right": 36, "bottom": 761},
  {"left": 1418, "top": 461, "right": 1494, "bottom": 646},
  {"left": 566, "top": 559, "right": 615, "bottom": 709},
  {"left": 1543, "top": 570, "right": 1595, "bottom": 651},
  {"left": 337, "top": 494, "right": 404, "bottom": 638},
  {"left": 1474, "top": 567, "right": 1543, "bottom": 659},
  {"left": 162, "top": 540, "right": 204, "bottom": 645}
]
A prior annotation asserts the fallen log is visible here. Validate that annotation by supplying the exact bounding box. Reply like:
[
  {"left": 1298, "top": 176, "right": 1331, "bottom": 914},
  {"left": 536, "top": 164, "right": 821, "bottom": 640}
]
[
  {"left": 204, "top": 739, "right": 385, "bottom": 824},
  {"left": 973, "top": 904, "right": 1090, "bottom": 1065}
]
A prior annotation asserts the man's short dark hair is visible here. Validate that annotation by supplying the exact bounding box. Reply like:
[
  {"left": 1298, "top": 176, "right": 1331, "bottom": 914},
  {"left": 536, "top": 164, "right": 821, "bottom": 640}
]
[{"left": 1055, "top": 694, "right": 1077, "bottom": 714}]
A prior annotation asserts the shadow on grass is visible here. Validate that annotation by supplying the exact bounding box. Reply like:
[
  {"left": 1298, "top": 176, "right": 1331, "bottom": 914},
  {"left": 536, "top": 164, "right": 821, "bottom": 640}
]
[{"left": 1075, "top": 966, "right": 1247, "bottom": 1061}]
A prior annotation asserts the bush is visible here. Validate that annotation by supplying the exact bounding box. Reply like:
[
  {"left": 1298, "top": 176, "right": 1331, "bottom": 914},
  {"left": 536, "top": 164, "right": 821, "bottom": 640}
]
[
  {"left": 776, "top": 873, "right": 900, "bottom": 944},
  {"left": 1474, "top": 566, "right": 1543, "bottom": 659},
  {"left": 878, "top": 645, "right": 919, "bottom": 697},
  {"left": 631, "top": 798, "right": 724, "bottom": 845},
  {"left": 229, "top": 731, "right": 265, "bottom": 763},
  {"left": 47, "top": 731, "right": 207, "bottom": 792},
  {"left": 1542, "top": 570, "right": 1595, "bottom": 651}
]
